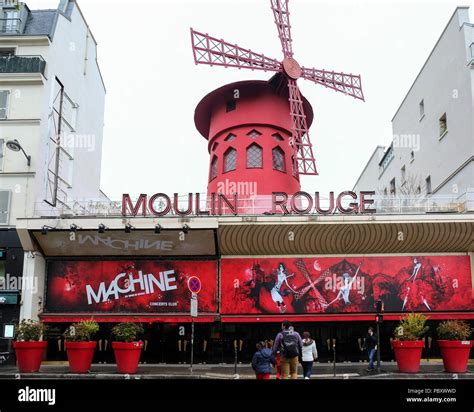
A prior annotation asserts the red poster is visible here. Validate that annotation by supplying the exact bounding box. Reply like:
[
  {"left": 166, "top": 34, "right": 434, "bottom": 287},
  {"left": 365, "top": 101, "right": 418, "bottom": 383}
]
[
  {"left": 221, "top": 256, "right": 473, "bottom": 314},
  {"left": 46, "top": 260, "right": 217, "bottom": 313}
]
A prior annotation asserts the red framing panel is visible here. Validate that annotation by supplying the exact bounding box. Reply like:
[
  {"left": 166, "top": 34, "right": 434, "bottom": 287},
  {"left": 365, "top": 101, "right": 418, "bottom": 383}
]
[
  {"left": 221, "top": 312, "right": 474, "bottom": 323},
  {"left": 221, "top": 255, "right": 473, "bottom": 316},
  {"left": 45, "top": 260, "right": 218, "bottom": 314}
]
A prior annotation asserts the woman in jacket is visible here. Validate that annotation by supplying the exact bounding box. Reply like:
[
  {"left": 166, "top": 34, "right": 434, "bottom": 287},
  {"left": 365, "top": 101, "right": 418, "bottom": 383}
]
[
  {"left": 251, "top": 341, "right": 275, "bottom": 380},
  {"left": 301, "top": 331, "right": 318, "bottom": 379}
]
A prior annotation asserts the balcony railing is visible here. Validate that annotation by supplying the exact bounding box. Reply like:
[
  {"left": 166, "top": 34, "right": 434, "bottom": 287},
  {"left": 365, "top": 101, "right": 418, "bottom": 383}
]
[
  {"left": 32, "top": 192, "right": 474, "bottom": 218},
  {"left": 0, "top": 55, "right": 46, "bottom": 76}
]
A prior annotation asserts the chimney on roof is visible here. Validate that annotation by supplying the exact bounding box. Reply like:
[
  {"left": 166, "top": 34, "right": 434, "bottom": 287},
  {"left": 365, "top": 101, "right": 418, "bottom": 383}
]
[{"left": 58, "top": 0, "right": 69, "bottom": 13}]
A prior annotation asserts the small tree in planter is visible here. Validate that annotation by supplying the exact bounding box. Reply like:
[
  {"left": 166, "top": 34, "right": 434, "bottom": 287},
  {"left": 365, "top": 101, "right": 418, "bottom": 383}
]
[
  {"left": 112, "top": 323, "right": 144, "bottom": 374},
  {"left": 13, "top": 319, "right": 47, "bottom": 373},
  {"left": 392, "top": 313, "right": 429, "bottom": 373},
  {"left": 436, "top": 320, "right": 472, "bottom": 373},
  {"left": 64, "top": 320, "right": 99, "bottom": 373}
]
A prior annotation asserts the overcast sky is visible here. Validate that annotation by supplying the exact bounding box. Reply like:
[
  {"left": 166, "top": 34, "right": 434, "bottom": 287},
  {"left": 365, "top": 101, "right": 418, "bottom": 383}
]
[{"left": 32, "top": 0, "right": 473, "bottom": 199}]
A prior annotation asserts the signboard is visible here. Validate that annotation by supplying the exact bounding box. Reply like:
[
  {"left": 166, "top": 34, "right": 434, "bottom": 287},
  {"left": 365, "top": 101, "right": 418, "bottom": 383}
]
[
  {"left": 46, "top": 260, "right": 217, "bottom": 313},
  {"left": 0, "top": 293, "right": 18, "bottom": 305},
  {"left": 33, "top": 230, "right": 216, "bottom": 257},
  {"left": 122, "top": 191, "right": 376, "bottom": 217},
  {"left": 188, "top": 276, "right": 202, "bottom": 294},
  {"left": 190, "top": 295, "right": 198, "bottom": 318},
  {"left": 220, "top": 255, "right": 473, "bottom": 315},
  {"left": 3, "top": 324, "right": 15, "bottom": 339}
]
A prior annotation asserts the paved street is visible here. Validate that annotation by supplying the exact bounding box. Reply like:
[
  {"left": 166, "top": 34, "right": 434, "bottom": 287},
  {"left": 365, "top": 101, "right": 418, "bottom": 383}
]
[{"left": 0, "top": 361, "right": 473, "bottom": 379}]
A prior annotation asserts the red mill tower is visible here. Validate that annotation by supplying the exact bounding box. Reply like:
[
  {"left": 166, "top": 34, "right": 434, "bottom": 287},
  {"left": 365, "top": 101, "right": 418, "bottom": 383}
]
[
  {"left": 194, "top": 75, "right": 314, "bottom": 212},
  {"left": 190, "top": 1, "right": 364, "bottom": 213}
]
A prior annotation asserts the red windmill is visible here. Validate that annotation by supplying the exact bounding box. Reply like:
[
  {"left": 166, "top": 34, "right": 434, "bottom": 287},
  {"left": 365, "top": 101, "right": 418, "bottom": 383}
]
[{"left": 191, "top": 0, "right": 364, "bottom": 179}]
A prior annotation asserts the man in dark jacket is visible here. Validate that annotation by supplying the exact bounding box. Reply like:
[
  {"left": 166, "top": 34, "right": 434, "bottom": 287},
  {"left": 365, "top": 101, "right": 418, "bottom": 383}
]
[
  {"left": 252, "top": 341, "right": 275, "bottom": 379},
  {"left": 272, "top": 321, "right": 303, "bottom": 379},
  {"left": 364, "top": 327, "right": 378, "bottom": 371}
]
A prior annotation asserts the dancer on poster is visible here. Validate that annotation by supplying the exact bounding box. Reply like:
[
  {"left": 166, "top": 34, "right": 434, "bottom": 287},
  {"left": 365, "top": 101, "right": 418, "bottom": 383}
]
[
  {"left": 270, "top": 263, "right": 297, "bottom": 313},
  {"left": 327, "top": 264, "right": 362, "bottom": 307}
]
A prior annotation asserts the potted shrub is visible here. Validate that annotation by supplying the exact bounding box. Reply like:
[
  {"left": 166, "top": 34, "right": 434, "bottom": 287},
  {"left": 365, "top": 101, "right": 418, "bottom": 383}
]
[
  {"left": 112, "top": 323, "right": 144, "bottom": 374},
  {"left": 12, "top": 319, "right": 47, "bottom": 373},
  {"left": 64, "top": 320, "right": 100, "bottom": 373},
  {"left": 392, "top": 313, "right": 428, "bottom": 373},
  {"left": 436, "top": 320, "right": 472, "bottom": 373}
]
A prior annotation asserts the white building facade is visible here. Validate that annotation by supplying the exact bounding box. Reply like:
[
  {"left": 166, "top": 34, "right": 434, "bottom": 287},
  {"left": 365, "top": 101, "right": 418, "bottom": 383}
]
[
  {"left": 0, "top": 0, "right": 106, "bottom": 323},
  {"left": 354, "top": 7, "right": 474, "bottom": 211}
]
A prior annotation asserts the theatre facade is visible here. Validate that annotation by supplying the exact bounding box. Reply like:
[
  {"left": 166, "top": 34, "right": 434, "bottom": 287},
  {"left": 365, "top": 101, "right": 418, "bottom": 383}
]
[{"left": 14, "top": 209, "right": 474, "bottom": 363}]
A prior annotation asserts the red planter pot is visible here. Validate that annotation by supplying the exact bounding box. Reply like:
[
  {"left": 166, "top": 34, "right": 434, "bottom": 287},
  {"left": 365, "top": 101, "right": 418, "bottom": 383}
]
[
  {"left": 65, "top": 341, "right": 97, "bottom": 374},
  {"left": 392, "top": 340, "right": 424, "bottom": 373},
  {"left": 438, "top": 340, "right": 472, "bottom": 373},
  {"left": 112, "top": 341, "right": 143, "bottom": 374},
  {"left": 13, "top": 341, "right": 47, "bottom": 373}
]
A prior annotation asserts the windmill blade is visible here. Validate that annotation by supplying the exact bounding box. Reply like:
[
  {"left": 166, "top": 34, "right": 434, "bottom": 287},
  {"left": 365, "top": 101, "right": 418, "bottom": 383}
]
[
  {"left": 190, "top": 28, "right": 282, "bottom": 72},
  {"left": 287, "top": 78, "right": 318, "bottom": 175},
  {"left": 270, "top": 0, "right": 293, "bottom": 58},
  {"left": 301, "top": 67, "right": 365, "bottom": 101}
]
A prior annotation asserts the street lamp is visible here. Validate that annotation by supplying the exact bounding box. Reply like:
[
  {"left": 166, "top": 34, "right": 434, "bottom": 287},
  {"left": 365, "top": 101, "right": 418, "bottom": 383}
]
[{"left": 6, "top": 139, "right": 31, "bottom": 167}]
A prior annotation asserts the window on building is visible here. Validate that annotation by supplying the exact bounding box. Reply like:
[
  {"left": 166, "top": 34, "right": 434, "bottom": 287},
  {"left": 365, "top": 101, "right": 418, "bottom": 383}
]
[
  {"left": 401, "top": 165, "right": 406, "bottom": 182},
  {"left": 223, "top": 147, "right": 237, "bottom": 173},
  {"left": 272, "top": 133, "right": 284, "bottom": 142},
  {"left": 425, "top": 176, "right": 432, "bottom": 194},
  {"left": 291, "top": 155, "right": 298, "bottom": 177},
  {"left": 272, "top": 146, "right": 285, "bottom": 172},
  {"left": 0, "top": 249, "right": 5, "bottom": 289},
  {"left": 416, "top": 186, "right": 421, "bottom": 194},
  {"left": 390, "top": 178, "right": 396, "bottom": 195},
  {"left": 419, "top": 99, "right": 424, "bottom": 119},
  {"left": 3, "top": 10, "right": 19, "bottom": 33},
  {"left": 224, "top": 133, "right": 236, "bottom": 142},
  {"left": 210, "top": 155, "right": 218, "bottom": 181},
  {"left": 439, "top": 113, "right": 447, "bottom": 137},
  {"left": 247, "top": 129, "right": 262, "bottom": 139},
  {"left": 246, "top": 143, "right": 262, "bottom": 168},
  {"left": 383, "top": 187, "right": 388, "bottom": 196},
  {"left": 0, "top": 139, "right": 4, "bottom": 171},
  {"left": 470, "top": 43, "right": 474, "bottom": 59},
  {"left": 226, "top": 100, "right": 236, "bottom": 112},
  {"left": 0, "top": 90, "right": 9, "bottom": 119},
  {"left": 0, "top": 48, "right": 15, "bottom": 57},
  {"left": 0, "top": 191, "right": 10, "bottom": 225}
]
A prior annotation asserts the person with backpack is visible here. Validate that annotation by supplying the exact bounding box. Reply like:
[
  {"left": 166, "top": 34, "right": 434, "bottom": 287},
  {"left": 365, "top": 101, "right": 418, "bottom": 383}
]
[
  {"left": 301, "top": 331, "right": 318, "bottom": 379},
  {"left": 272, "top": 320, "right": 303, "bottom": 379},
  {"left": 251, "top": 341, "right": 275, "bottom": 379}
]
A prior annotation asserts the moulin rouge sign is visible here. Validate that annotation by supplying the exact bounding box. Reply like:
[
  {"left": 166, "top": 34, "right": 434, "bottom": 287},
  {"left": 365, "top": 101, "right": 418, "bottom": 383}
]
[{"left": 121, "top": 191, "right": 376, "bottom": 217}]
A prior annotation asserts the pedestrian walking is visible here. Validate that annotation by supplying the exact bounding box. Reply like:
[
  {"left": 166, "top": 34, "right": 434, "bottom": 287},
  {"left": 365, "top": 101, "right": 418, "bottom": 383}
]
[
  {"left": 364, "top": 326, "right": 377, "bottom": 371},
  {"left": 272, "top": 320, "right": 303, "bottom": 379},
  {"left": 251, "top": 341, "right": 275, "bottom": 380},
  {"left": 301, "top": 331, "right": 318, "bottom": 379}
]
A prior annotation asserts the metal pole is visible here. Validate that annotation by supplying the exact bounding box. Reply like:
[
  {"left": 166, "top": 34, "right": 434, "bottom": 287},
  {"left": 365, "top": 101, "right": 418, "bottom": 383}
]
[
  {"left": 376, "top": 321, "right": 381, "bottom": 373},
  {"left": 190, "top": 319, "right": 194, "bottom": 374},
  {"left": 333, "top": 342, "right": 336, "bottom": 377},
  {"left": 234, "top": 340, "right": 238, "bottom": 375}
]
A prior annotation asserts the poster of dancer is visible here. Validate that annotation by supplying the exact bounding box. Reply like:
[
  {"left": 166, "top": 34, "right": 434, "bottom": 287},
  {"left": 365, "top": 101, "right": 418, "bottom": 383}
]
[{"left": 220, "top": 255, "right": 473, "bottom": 314}]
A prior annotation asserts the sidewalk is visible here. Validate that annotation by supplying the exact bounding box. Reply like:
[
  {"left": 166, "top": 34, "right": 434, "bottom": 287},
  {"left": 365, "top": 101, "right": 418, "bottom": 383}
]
[{"left": 0, "top": 361, "right": 473, "bottom": 379}]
